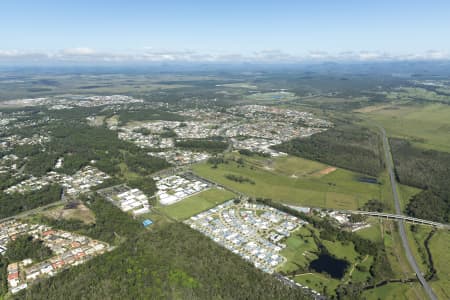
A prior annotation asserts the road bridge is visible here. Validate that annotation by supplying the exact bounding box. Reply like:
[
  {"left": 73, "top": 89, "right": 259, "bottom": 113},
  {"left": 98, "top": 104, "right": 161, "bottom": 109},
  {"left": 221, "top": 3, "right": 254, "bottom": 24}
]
[{"left": 340, "top": 210, "right": 450, "bottom": 229}]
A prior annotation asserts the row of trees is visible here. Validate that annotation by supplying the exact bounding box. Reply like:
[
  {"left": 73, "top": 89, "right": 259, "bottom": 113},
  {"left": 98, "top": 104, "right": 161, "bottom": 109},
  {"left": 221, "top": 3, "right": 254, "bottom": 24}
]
[
  {"left": 225, "top": 174, "right": 255, "bottom": 184},
  {"left": 175, "top": 138, "right": 229, "bottom": 153}
]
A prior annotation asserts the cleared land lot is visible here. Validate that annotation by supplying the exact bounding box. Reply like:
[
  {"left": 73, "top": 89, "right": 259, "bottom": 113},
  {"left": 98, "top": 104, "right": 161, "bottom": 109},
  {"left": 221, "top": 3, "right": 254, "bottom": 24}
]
[
  {"left": 40, "top": 203, "right": 95, "bottom": 224},
  {"left": 157, "top": 188, "right": 235, "bottom": 220},
  {"left": 359, "top": 103, "right": 450, "bottom": 152},
  {"left": 193, "top": 154, "right": 394, "bottom": 210}
]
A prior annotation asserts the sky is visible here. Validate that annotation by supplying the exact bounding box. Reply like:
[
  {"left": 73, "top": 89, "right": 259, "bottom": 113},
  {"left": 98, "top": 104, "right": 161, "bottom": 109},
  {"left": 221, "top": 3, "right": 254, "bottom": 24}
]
[{"left": 1, "top": 0, "right": 450, "bottom": 63}]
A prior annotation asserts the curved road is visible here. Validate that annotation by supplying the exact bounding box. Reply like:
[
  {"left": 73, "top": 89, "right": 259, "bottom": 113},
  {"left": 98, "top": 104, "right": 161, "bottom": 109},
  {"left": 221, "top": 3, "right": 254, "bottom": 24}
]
[{"left": 380, "top": 126, "right": 438, "bottom": 300}]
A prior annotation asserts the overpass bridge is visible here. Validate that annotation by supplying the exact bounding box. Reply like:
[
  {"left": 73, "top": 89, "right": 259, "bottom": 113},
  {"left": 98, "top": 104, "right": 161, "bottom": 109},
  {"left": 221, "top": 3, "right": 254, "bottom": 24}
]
[{"left": 340, "top": 210, "right": 450, "bottom": 229}]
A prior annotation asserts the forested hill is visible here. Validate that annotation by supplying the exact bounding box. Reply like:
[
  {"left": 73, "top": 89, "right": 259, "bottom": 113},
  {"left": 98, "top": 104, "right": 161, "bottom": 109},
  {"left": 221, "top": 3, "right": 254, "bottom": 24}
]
[
  {"left": 273, "top": 123, "right": 384, "bottom": 177},
  {"left": 14, "top": 197, "right": 309, "bottom": 300}
]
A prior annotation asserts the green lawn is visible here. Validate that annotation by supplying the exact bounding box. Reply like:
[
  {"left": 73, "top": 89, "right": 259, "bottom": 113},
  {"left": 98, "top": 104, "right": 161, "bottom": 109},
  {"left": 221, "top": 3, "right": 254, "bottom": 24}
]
[
  {"left": 350, "top": 255, "right": 373, "bottom": 283},
  {"left": 322, "top": 240, "right": 359, "bottom": 262},
  {"left": 381, "top": 220, "right": 414, "bottom": 278},
  {"left": 405, "top": 224, "right": 433, "bottom": 275},
  {"left": 244, "top": 91, "right": 298, "bottom": 103},
  {"left": 158, "top": 188, "right": 235, "bottom": 220},
  {"left": 428, "top": 229, "right": 450, "bottom": 300},
  {"left": 193, "top": 154, "right": 392, "bottom": 210},
  {"left": 355, "top": 220, "right": 383, "bottom": 243},
  {"left": 397, "top": 184, "right": 422, "bottom": 212},
  {"left": 360, "top": 103, "right": 450, "bottom": 152},
  {"left": 294, "top": 273, "right": 341, "bottom": 297},
  {"left": 277, "top": 228, "right": 318, "bottom": 273}
]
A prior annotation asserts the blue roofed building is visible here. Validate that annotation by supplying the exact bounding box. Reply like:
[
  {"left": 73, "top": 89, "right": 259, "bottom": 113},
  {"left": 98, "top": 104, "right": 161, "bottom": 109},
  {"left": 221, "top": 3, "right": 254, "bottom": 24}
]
[{"left": 142, "top": 219, "right": 153, "bottom": 227}]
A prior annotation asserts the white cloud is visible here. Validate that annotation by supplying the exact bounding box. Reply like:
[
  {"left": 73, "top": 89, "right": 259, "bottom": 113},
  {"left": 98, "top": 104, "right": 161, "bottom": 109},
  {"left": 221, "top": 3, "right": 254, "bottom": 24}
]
[
  {"left": 60, "top": 47, "right": 96, "bottom": 56},
  {"left": 0, "top": 48, "right": 449, "bottom": 63}
]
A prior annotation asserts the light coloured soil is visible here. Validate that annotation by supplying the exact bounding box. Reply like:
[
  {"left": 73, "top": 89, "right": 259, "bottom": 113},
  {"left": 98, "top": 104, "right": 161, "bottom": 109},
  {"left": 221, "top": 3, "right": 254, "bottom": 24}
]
[{"left": 316, "top": 167, "right": 337, "bottom": 176}]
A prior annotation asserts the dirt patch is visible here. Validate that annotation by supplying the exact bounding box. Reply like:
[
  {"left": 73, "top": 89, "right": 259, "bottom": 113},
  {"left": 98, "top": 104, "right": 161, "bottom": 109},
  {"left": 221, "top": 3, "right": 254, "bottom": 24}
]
[
  {"left": 42, "top": 203, "right": 95, "bottom": 224},
  {"left": 316, "top": 167, "right": 337, "bottom": 176},
  {"left": 354, "top": 105, "right": 393, "bottom": 113}
]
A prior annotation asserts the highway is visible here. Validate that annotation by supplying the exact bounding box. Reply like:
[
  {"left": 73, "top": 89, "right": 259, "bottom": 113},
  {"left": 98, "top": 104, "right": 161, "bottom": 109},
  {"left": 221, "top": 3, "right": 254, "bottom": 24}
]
[{"left": 380, "top": 126, "right": 438, "bottom": 300}]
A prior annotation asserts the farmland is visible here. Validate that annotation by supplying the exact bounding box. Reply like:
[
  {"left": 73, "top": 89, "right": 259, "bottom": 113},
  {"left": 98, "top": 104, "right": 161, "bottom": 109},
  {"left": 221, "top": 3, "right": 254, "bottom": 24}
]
[
  {"left": 193, "top": 154, "right": 394, "bottom": 210},
  {"left": 359, "top": 103, "right": 450, "bottom": 152}
]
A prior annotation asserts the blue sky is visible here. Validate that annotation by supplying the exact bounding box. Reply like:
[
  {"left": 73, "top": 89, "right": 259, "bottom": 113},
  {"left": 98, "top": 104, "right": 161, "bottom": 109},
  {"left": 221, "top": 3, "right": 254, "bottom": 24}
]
[{"left": 1, "top": 0, "right": 450, "bottom": 62}]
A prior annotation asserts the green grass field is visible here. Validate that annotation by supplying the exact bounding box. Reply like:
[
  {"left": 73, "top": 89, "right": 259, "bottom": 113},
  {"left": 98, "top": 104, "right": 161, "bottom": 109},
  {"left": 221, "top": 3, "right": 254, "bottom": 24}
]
[
  {"left": 244, "top": 91, "right": 298, "bottom": 103},
  {"left": 359, "top": 103, "right": 450, "bottom": 152},
  {"left": 278, "top": 224, "right": 373, "bottom": 298},
  {"left": 355, "top": 220, "right": 383, "bottom": 243},
  {"left": 428, "top": 230, "right": 450, "bottom": 300},
  {"left": 405, "top": 224, "right": 433, "bottom": 275},
  {"left": 397, "top": 184, "right": 422, "bottom": 211},
  {"left": 363, "top": 282, "right": 428, "bottom": 300},
  {"left": 322, "top": 240, "right": 359, "bottom": 262},
  {"left": 193, "top": 154, "right": 393, "bottom": 210},
  {"left": 277, "top": 227, "right": 318, "bottom": 273},
  {"left": 157, "top": 188, "right": 235, "bottom": 220},
  {"left": 294, "top": 272, "right": 341, "bottom": 296}
]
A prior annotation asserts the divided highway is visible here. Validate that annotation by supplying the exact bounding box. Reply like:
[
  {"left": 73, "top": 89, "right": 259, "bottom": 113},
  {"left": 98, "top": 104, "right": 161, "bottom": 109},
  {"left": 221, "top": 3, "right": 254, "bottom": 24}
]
[{"left": 380, "top": 126, "right": 438, "bottom": 300}]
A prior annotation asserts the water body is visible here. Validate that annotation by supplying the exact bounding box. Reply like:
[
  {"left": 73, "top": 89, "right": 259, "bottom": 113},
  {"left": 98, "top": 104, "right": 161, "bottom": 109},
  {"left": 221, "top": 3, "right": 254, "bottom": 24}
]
[
  {"left": 309, "top": 254, "right": 350, "bottom": 279},
  {"left": 357, "top": 177, "right": 379, "bottom": 184}
]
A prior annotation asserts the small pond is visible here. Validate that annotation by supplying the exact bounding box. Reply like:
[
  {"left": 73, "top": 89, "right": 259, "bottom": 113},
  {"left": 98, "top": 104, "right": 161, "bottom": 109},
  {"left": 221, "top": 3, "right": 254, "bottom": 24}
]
[
  {"left": 309, "top": 254, "right": 350, "bottom": 279},
  {"left": 357, "top": 177, "right": 379, "bottom": 184}
]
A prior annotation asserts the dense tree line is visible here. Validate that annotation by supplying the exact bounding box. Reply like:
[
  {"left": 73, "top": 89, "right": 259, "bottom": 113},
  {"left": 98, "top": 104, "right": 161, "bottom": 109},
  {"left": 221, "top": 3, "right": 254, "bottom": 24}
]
[
  {"left": 175, "top": 138, "right": 229, "bottom": 153},
  {"left": 207, "top": 156, "right": 227, "bottom": 166},
  {"left": 406, "top": 191, "right": 448, "bottom": 223},
  {"left": 0, "top": 184, "right": 62, "bottom": 219},
  {"left": 361, "top": 199, "right": 386, "bottom": 212},
  {"left": 390, "top": 138, "right": 450, "bottom": 222},
  {"left": 24, "top": 152, "right": 59, "bottom": 177},
  {"left": 5, "top": 235, "right": 53, "bottom": 262},
  {"left": 159, "top": 128, "right": 177, "bottom": 138},
  {"left": 0, "top": 173, "right": 27, "bottom": 191},
  {"left": 118, "top": 108, "right": 187, "bottom": 124},
  {"left": 273, "top": 124, "right": 384, "bottom": 177},
  {"left": 238, "top": 149, "right": 270, "bottom": 157},
  {"left": 14, "top": 198, "right": 309, "bottom": 300}
]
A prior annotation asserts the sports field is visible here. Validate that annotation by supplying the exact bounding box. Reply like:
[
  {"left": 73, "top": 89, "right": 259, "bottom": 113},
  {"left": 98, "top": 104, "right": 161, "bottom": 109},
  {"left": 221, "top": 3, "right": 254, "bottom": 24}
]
[
  {"left": 193, "top": 154, "right": 393, "bottom": 210},
  {"left": 157, "top": 188, "right": 235, "bottom": 220}
]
